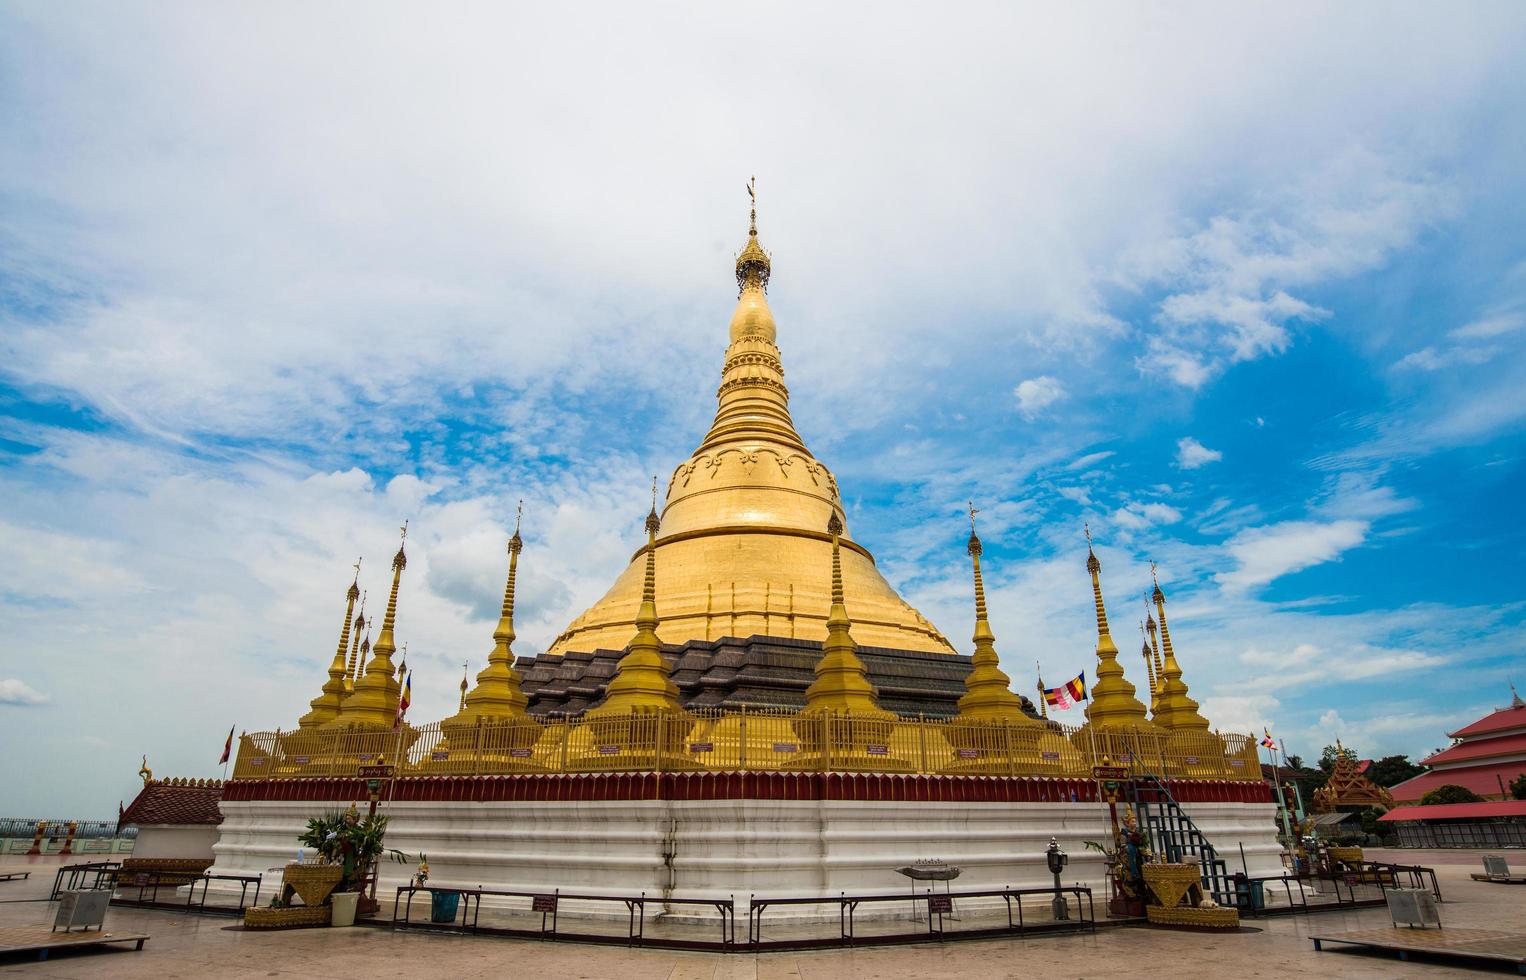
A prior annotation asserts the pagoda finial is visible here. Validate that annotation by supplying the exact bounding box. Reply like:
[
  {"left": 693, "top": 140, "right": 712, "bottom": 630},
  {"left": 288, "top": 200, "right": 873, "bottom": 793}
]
[
  {"left": 735, "top": 176, "right": 771, "bottom": 297},
  {"left": 440, "top": 512, "right": 537, "bottom": 741},
  {"left": 1140, "top": 621, "right": 1159, "bottom": 711},
  {"left": 1078, "top": 528, "right": 1153, "bottom": 733},
  {"left": 1511, "top": 682, "right": 1523, "bottom": 709},
  {"left": 589, "top": 499, "right": 681, "bottom": 714},
  {"left": 327, "top": 522, "right": 408, "bottom": 729},
  {"left": 955, "top": 504, "right": 1035, "bottom": 724},
  {"left": 1150, "top": 577, "right": 1210, "bottom": 731},
  {"left": 344, "top": 591, "right": 367, "bottom": 695},
  {"left": 802, "top": 515, "right": 885, "bottom": 714},
  {"left": 298, "top": 565, "right": 364, "bottom": 728},
  {"left": 459, "top": 661, "right": 469, "bottom": 711}
]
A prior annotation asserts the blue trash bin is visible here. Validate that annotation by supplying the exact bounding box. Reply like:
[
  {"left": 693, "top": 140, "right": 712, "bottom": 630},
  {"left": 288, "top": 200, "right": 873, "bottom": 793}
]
[{"left": 430, "top": 890, "right": 460, "bottom": 923}]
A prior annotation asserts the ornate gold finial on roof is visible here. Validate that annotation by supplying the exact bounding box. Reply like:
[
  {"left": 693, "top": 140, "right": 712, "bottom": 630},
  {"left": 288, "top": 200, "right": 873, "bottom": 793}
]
[
  {"left": 736, "top": 176, "right": 771, "bottom": 296},
  {"left": 510, "top": 500, "right": 523, "bottom": 553},
  {"left": 458, "top": 661, "right": 469, "bottom": 711},
  {"left": 138, "top": 755, "right": 153, "bottom": 785},
  {"left": 1511, "top": 682, "right": 1523, "bottom": 709}
]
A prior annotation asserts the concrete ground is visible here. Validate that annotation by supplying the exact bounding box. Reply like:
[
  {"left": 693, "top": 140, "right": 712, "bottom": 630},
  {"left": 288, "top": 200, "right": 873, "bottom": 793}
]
[{"left": 1, "top": 848, "right": 1522, "bottom": 978}]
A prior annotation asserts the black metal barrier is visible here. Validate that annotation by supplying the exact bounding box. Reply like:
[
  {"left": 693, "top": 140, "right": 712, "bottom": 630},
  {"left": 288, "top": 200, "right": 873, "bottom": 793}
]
[
  {"left": 388, "top": 883, "right": 1089, "bottom": 951},
  {"left": 390, "top": 886, "right": 736, "bottom": 950},
  {"left": 108, "top": 870, "right": 263, "bottom": 916},
  {"left": 49, "top": 861, "right": 120, "bottom": 899},
  {"left": 748, "top": 885, "right": 1095, "bottom": 949},
  {"left": 1234, "top": 863, "right": 1442, "bottom": 918}
]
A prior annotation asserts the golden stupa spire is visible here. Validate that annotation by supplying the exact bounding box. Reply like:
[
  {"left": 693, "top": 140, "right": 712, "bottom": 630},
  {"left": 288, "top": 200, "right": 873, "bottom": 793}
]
[
  {"left": 1139, "top": 619, "right": 1159, "bottom": 713},
  {"left": 297, "top": 563, "right": 363, "bottom": 729},
  {"left": 458, "top": 661, "right": 469, "bottom": 711},
  {"left": 590, "top": 483, "right": 683, "bottom": 714},
  {"left": 802, "top": 515, "right": 886, "bottom": 713},
  {"left": 955, "top": 503, "right": 1037, "bottom": 724},
  {"left": 448, "top": 501, "right": 534, "bottom": 724},
  {"left": 329, "top": 523, "right": 408, "bottom": 729},
  {"left": 1080, "top": 526, "right": 1153, "bottom": 731},
  {"left": 1144, "top": 582, "right": 1164, "bottom": 698},
  {"left": 1149, "top": 571, "right": 1211, "bottom": 731},
  {"left": 343, "top": 592, "right": 366, "bottom": 696}
]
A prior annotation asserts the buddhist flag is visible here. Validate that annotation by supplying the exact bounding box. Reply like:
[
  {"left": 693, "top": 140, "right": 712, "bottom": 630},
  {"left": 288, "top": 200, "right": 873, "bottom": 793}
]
[
  {"left": 1043, "top": 673, "right": 1087, "bottom": 710},
  {"left": 218, "top": 725, "right": 235, "bottom": 765},
  {"left": 395, "top": 671, "right": 412, "bottom": 728},
  {"left": 1261, "top": 727, "right": 1277, "bottom": 750}
]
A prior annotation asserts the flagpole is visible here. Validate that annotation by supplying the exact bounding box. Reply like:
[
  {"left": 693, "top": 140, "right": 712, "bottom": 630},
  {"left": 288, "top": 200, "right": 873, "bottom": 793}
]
[{"left": 1262, "top": 736, "right": 1293, "bottom": 855}]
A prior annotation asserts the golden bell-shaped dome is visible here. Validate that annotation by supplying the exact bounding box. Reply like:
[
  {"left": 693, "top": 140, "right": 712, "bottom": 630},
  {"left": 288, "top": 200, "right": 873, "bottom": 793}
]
[{"left": 547, "top": 194, "right": 952, "bottom": 656}]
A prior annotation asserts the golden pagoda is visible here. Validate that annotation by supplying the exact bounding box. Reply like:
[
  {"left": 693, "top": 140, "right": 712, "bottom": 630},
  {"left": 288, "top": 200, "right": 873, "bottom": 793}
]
[
  {"left": 326, "top": 527, "right": 408, "bottom": 731},
  {"left": 436, "top": 506, "right": 542, "bottom": 759},
  {"left": 952, "top": 505, "right": 1040, "bottom": 727},
  {"left": 1148, "top": 572, "right": 1211, "bottom": 732},
  {"left": 296, "top": 566, "right": 361, "bottom": 729},
  {"left": 342, "top": 592, "right": 366, "bottom": 697},
  {"left": 578, "top": 492, "right": 694, "bottom": 763},
  {"left": 547, "top": 182, "right": 952, "bottom": 656},
  {"left": 1074, "top": 528, "right": 1158, "bottom": 751}
]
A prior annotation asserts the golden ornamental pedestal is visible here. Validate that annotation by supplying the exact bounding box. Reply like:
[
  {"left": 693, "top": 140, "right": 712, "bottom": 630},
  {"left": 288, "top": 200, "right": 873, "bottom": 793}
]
[
  {"left": 569, "top": 707, "right": 699, "bottom": 772},
  {"left": 1141, "top": 862, "right": 1239, "bottom": 929},
  {"left": 789, "top": 709, "right": 913, "bottom": 772}
]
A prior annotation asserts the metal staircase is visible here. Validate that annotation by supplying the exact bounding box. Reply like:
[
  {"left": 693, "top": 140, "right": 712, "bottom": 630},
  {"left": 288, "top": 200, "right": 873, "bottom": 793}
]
[{"left": 1127, "top": 775, "right": 1232, "bottom": 904}]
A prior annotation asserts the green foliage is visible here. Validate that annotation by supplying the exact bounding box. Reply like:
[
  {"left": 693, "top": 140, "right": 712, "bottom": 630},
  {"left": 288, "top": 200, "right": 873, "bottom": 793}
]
[
  {"left": 297, "top": 810, "right": 411, "bottom": 892},
  {"left": 1419, "top": 784, "right": 1486, "bottom": 806},
  {"left": 1366, "top": 754, "right": 1426, "bottom": 788},
  {"left": 1510, "top": 773, "right": 1526, "bottom": 801},
  {"left": 1318, "top": 743, "right": 1357, "bottom": 774}
]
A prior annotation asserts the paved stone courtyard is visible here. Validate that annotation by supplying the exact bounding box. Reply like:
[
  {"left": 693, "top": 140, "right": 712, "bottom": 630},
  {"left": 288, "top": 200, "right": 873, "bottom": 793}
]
[{"left": 1, "top": 849, "right": 1521, "bottom": 978}]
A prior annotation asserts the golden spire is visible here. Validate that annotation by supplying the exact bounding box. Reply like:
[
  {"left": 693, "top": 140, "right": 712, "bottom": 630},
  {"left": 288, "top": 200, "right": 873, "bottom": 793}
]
[
  {"left": 1080, "top": 526, "right": 1153, "bottom": 731},
  {"left": 329, "top": 523, "right": 408, "bottom": 729},
  {"left": 447, "top": 501, "right": 534, "bottom": 724},
  {"left": 1144, "top": 581, "right": 1164, "bottom": 699},
  {"left": 1140, "top": 619, "right": 1159, "bottom": 713},
  {"left": 1036, "top": 663, "right": 1049, "bottom": 720},
  {"left": 955, "top": 503, "right": 1037, "bottom": 724},
  {"left": 343, "top": 592, "right": 366, "bottom": 696},
  {"left": 802, "top": 515, "right": 886, "bottom": 713},
  {"left": 297, "top": 564, "right": 363, "bottom": 729},
  {"left": 458, "top": 661, "right": 469, "bottom": 711},
  {"left": 589, "top": 487, "right": 683, "bottom": 714},
  {"left": 1149, "top": 572, "right": 1211, "bottom": 731}
]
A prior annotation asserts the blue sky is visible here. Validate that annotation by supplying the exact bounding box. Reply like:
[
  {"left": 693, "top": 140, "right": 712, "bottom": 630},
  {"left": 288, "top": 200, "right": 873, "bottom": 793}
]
[{"left": 2, "top": 3, "right": 1524, "bottom": 814}]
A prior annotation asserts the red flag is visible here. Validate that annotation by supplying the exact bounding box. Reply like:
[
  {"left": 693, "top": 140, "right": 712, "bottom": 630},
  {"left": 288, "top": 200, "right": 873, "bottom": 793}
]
[{"left": 218, "top": 725, "right": 235, "bottom": 765}]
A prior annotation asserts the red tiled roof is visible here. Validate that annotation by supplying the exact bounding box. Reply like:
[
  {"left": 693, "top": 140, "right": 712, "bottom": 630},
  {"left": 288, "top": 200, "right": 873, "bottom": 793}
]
[
  {"left": 1448, "top": 703, "right": 1526, "bottom": 739},
  {"left": 1389, "top": 763, "right": 1526, "bottom": 803},
  {"left": 1379, "top": 800, "right": 1526, "bottom": 822},
  {"left": 119, "top": 780, "right": 224, "bottom": 827},
  {"left": 1421, "top": 731, "right": 1526, "bottom": 767}
]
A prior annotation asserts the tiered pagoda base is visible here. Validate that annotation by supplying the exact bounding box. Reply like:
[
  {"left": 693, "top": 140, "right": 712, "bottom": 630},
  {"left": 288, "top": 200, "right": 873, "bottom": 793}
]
[{"left": 209, "top": 772, "right": 1280, "bottom": 918}]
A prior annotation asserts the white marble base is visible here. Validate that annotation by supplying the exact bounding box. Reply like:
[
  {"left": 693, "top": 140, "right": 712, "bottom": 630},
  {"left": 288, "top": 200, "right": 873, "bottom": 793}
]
[{"left": 210, "top": 795, "right": 1282, "bottom": 917}]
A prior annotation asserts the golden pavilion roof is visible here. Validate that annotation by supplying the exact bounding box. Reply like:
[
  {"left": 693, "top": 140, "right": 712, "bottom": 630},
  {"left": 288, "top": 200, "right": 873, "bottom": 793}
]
[{"left": 547, "top": 194, "right": 953, "bottom": 656}]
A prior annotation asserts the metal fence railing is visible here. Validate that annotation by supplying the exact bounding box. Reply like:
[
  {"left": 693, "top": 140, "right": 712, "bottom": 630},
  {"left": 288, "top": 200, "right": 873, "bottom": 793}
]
[{"left": 233, "top": 708, "right": 1262, "bottom": 782}]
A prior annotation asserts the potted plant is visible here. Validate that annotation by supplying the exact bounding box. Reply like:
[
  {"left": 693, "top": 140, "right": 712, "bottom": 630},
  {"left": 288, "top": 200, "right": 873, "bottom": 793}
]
[{"left": 296, "top": 804, "right": 409, "bottom": 927}]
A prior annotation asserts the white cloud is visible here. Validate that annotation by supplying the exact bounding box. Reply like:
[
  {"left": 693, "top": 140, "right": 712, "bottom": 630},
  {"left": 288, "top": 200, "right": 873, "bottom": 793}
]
[
  {"left": 1112, "top": 502, "right": 1184, "bottom": 531},
  {"left": 1216, "top": 519, "right": 1368, "bottom": 590},
  {"left": 1014, "top": 376, "right": 1066, "bottom": 420},
  {"left": 1066, "top": 450, "right": 1114, "bottom": 471},
  {"left": 0, "top": 679, "right": 49, "bottom": 705},
  {"left": 1175, "top": 436, "right": 1223, "bottom": 469},
  {"left": 1451, "top": 312, "right": 1524, "bottom": 340}
]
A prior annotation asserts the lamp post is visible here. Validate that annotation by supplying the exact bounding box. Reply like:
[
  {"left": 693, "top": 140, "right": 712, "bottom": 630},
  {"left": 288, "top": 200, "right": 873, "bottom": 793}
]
[{"left": 1046, "top": 837, "right": 1069, "bottom": 921}]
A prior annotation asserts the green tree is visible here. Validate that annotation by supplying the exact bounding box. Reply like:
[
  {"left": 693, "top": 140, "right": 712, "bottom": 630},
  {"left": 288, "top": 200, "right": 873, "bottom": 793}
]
[
  {"left": 1510, "top": 773, "right": 1526, "bottom": 801},
  {"left": 1419, "top": 784, "right": 1485, "bottom": 806},
  {"left": 1366, "top": 754, "right": 1425, "bottom": 788},
  {"left": 1319, "top": 743, "right": 1357, "bottom": 774}
]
